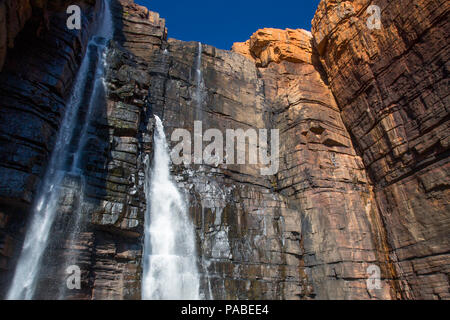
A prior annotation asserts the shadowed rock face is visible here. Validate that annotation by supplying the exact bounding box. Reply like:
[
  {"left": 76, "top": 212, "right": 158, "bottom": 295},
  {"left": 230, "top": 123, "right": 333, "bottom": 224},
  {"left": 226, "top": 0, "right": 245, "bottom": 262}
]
[
  {"left": 0, "top": 0, "right": 100, "bottom": 297},
  {"left": 0, "top": 0, "right": 448, "bottom": 299},
  {"left": 232, "top": 28, "right": 313, "bottom": 67},
  {"left": 0, "top": 0, "right": 98, "bottom": 71}
]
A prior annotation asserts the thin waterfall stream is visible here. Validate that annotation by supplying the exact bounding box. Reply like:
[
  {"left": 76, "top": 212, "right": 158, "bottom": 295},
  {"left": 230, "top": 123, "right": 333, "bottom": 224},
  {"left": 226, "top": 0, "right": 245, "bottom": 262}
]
[
  {"left": 194, "top": 42, "right": 213, "bottom": 300},
  {"left": 7, "top": 0, "right": 113, "bottom": 300},
  {"left": 194, "top": 42, "right": 206, "bottom": 120}
]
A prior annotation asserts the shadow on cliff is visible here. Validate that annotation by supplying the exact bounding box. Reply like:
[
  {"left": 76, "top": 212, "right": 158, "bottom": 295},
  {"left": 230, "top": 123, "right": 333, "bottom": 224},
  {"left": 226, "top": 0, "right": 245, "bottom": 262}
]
[
  {"left": 111, "top": 0, "right": 126, "bottom": 47},
  {"left": 310, "top": 43, "right": 330, "bottom": 87},
  {"left": 0, "top": 0, "right": 103, "bottom": 298}
]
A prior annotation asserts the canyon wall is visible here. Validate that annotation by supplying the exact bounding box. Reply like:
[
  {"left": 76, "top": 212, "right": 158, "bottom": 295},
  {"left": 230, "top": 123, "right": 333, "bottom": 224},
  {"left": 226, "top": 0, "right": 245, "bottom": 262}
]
[
  {"left": 311, "top": 0, "right": 449, "bottom": 299},
  {"left": 0, "top": 0, "right": 448, "bottom": 299}
]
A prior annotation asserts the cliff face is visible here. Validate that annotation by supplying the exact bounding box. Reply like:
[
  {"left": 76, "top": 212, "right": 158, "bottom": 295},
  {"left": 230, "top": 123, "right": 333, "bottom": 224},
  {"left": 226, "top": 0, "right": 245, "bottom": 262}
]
[
  {"left": 0, "top": 0, "right": 100, "bottom": 296},
  {"left": 312, "top": 0, "right": 449, "bottom": 299},
  {"left": 0, "top": 0, "right": 448, "bottom": 299},
  {"left": 231, "top": 27, "right": 397, "bottom": 299}
]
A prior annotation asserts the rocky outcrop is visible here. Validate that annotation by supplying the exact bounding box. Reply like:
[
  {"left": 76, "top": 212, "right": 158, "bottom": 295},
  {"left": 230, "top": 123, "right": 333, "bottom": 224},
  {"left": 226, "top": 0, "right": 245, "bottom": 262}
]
[
  {"left": 232, "top": 28, "right": 312, "bottom": 67},
  {"left": 0, "top": 0, "right": 448, "bottom": 300},
  {"left": 312, "top": 0, "right": 449, "bottom": 299},
  {"left": 112, "top": 0, "right": 166, "bottom": 61}
]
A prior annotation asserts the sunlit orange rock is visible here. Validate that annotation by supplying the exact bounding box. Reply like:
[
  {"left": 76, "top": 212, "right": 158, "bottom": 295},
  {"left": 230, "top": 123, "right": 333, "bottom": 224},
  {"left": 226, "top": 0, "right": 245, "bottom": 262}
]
[{"left": 232, "top": 28, "right": 312, "bottom": 66}]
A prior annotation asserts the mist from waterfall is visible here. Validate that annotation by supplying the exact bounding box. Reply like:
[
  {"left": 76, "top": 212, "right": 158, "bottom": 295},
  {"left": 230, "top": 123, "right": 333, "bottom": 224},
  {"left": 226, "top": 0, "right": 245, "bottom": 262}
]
[
  {"left": 7, "top": 0, "right": 113, "bottom": 300},
  {"left": 142, "top": 116, "right": 200, "bottom": 300}
]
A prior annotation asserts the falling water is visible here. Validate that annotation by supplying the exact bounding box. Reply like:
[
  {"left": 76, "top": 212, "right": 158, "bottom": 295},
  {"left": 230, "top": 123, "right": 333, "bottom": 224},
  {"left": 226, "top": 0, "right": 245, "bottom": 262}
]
[
  {"left": 196, "top": 42, "right": 202, "bottom": 80},
  {"left": 71, "top": 0, "right": 113, "bottom": 172},
  {"left": 7, "top": 0, "right": 113, "bottom": 300},
  {"left": 193, "top": 42, "right": 213, "bottom": 299},
  {"left": 142, "top": 116, "right": 200, "bottom": 300},
  {"left": 193, "top": 42, "right": 205, "bottom": 119}
]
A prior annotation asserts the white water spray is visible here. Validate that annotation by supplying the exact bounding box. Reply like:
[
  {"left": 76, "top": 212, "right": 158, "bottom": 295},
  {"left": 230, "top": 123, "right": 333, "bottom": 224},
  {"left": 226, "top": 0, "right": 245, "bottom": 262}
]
[
  {"left": 7, "top": 0, "right": 113, "bottom": 300},
  {"left": 142, "top": 116, "right": 200, "bottom": 300}
]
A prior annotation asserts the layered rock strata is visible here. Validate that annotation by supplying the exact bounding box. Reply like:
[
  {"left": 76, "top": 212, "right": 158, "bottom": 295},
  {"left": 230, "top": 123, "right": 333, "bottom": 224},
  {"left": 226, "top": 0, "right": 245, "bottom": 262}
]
[{"left": 312, "top": 0, "right": 449, "bottom": 299}]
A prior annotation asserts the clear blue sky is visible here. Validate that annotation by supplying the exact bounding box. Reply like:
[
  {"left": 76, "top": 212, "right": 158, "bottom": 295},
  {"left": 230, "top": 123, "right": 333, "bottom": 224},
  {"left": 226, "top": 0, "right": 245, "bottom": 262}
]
[{"left": 134, "top": 0, "right": 322, "bottom": 50}]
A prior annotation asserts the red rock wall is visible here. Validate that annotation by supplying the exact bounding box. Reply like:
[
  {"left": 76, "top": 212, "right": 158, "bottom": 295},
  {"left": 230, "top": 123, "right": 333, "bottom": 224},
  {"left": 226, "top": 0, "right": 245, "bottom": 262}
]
[{"left": 312, "top": 0, "right": 449, "bottom": 299}]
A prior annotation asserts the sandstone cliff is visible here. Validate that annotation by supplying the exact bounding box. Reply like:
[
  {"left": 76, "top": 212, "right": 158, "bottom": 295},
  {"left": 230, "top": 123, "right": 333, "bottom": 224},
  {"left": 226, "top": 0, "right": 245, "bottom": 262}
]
[
  {"left": 311, "top": 0, "right": 449, "bottom": 299},
  {"left": 0, "top": 0, "right": 448, "bottom": 299}
]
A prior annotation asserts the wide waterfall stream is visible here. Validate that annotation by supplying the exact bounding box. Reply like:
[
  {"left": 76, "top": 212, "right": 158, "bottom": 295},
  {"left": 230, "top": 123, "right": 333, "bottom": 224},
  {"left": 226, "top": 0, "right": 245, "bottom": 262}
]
[
  {"left": 142, "top": 116, "right": 200, "bottom": 300},
  {"left": 7, "top": 0, "right": 113, "bottom": 300}
]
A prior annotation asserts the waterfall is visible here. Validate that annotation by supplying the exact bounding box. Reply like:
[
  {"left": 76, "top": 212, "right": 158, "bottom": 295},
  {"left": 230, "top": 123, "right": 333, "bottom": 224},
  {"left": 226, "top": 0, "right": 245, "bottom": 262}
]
[
  {"left": 193, "top": 42, "right": 205, "bottom": 119},
  {"left": 7, "top": 0, "right": 113, "bottom": 300},
  {"left": 196, "top": 42, "right": 202, "bottom": 81},
  {"left": 142, "top": 116, "right": 200, "bottom": 300},
  {"left": 193, "top": 42, "right": 214, "bottom": 299}
]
